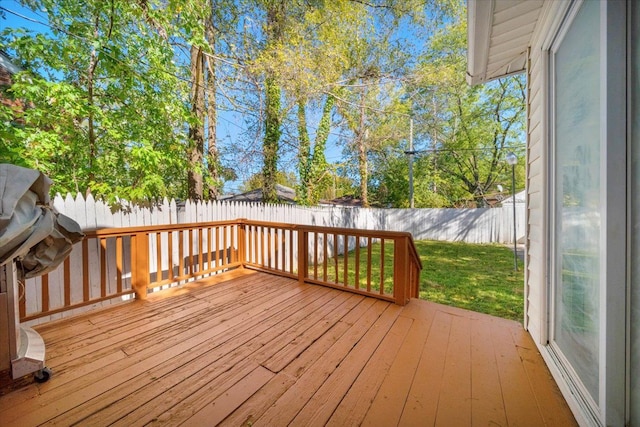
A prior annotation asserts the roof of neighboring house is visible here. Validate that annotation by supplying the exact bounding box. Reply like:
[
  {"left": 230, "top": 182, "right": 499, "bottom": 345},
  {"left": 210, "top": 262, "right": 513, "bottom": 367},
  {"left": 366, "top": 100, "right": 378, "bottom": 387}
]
[
  {"left": 320, "top": 195, "right": 364, "bottom": 207},
  {"left": 0, "top": 51, "right": 22, "bottom": 76},
  {"left": 467, "top": 0, "right": 544, "bottom": 85},
  {"left": 223, "top": 184, "right": 296, "bottom": 204},
  {"left": 501, "top": 190, "right": 526, "bottom": 204}
]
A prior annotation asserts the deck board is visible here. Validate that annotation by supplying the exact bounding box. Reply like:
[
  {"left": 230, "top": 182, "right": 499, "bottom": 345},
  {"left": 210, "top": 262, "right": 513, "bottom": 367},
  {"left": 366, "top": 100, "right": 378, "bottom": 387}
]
[{"left": 0, "top": 270, "right": 576, "bottom": 426}]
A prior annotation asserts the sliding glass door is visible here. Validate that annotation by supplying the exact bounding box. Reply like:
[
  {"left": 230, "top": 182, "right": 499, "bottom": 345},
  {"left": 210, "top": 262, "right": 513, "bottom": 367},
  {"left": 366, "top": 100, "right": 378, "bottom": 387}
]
[
  {"left": 549, "top": 1, "right": 626, "bottom": 423},
  {"left": 632, "top": 2, "right": 640, "bottom": 424},
  {"left": 550, "top": 0, "right": 601, "bottom": 406}
]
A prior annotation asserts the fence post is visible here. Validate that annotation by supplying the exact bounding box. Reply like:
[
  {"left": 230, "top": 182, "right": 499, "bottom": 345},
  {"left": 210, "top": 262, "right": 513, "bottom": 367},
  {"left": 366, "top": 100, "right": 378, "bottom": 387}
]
[
  {"left": 297, "top": 227, "right": 308, "bottom": 285},
  {"left": 131, "top": 231, "right": 149, "bottom": 300},
  {"left": 393, "top": 236, "right": 409, "bottom": 306}
]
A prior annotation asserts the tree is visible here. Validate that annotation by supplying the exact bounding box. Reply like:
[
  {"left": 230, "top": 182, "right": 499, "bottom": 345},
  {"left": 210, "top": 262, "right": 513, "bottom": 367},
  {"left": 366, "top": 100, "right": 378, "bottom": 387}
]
[
  {"left": 409, "top": 11, "right": 526, "bottom": 206},
  {"left": 328, "top": 0, "right": 429, "bottom": 207},
  {"left": 364, "top": 4, "right": 526, "bottom": 208},
  {"left": 258, "top": 0, "right": 286, "bottom": 203},
  {"left": 181, "top": 0, "right": 237, "bottom": 201},
  {"left": 1, "top": 0, "right": 191, "bottom": 201}
]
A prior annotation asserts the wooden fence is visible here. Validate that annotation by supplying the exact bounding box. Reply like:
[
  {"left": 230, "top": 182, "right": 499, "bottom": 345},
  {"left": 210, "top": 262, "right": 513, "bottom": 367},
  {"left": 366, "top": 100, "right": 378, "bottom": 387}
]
[{"left": 19, "top": 219, "right": 421, "bottom": 325}]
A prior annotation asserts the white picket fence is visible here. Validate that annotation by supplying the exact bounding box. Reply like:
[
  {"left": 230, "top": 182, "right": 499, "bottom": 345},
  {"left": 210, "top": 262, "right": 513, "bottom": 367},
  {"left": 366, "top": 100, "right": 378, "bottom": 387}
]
[{"left": 50, "top": 192, "right": 526, "bottom": 244}]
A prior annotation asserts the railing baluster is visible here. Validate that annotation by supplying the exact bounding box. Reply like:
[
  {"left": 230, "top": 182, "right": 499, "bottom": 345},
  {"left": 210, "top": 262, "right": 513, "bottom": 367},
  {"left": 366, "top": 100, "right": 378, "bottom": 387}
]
[
  {"left": 313, "top": 232, "right": 318, "bottom": 279},
  {"left": 41, "top": 274, "right": 49, "bottom": 313},
  {"left": 188, "top": 229, "right": 194, "bottom": 275},
  {"left": 248, "top": 225, "right": 253, "bottom": 264},
  {"left": 116, "top": 236, "right": 123, "bottom": 293},
  {"left": 393, "top": 236, "right": 409, "bottom": 305},
  {"left": 380, "top": 239, "right": 385, "bottom": 295},
  {"left": 267, "top": 227, "right": 272, "bottom": 268},
  {"left": 234, "top": 225, "right": 238, "bottom": 265},
  {"left": 333, "top": 233, "right": 338, "bottom": 284},
  {"left": 198, "top": 228, "right": 204, "bottom": 273},
  {"left": 238, "top": 223, "right": 246, "bottom": 266},
  {"left": 323, "top": 232, "right": 328, "bottom": 282},
  {"left": 298, "top": 228, "right": 308, "bottom": 284},
  {"left": 215, "top": 226, "right": 220, "bottom": 267},
  {"left": 156, "top": 233, "right": 162, "bottom": 283},
  {"left": 100, "top": 237, "right": 107, "bottom": 297},
  {"left": 287, "top": 229, "right": 292, "bottom": 274},
  {"left": 280, "top": 229, "right": 285, "bottom": 271},
  {"left": 207, "top": 227, "right": 212, "bottom": 271},
  {"left": 168, "top": 231, "right": 174, "bottom": 281},
  {"left": 367, "top": 237, "right": 372, "bottom": 293},
  {"left": 355, "top": 238, "right": 360, "bottom": 290},
  {"left": 343, "top": 234, "right": 348, "bottom": 287},
  {"left": 82, "top": 239, "right": 89, "bottom": 302},
  {"left": 131, "top": 231, "right": 149, "bottom": 300},
  {"left": 64, "top": 258, "right": 71, "bottom": 306}
]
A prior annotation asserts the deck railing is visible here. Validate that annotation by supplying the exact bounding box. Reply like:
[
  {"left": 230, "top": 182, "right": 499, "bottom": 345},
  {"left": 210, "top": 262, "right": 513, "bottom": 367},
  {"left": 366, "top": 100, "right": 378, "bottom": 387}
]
[{"left": 19, "top": 219, "right": 422, "bottom": 322}]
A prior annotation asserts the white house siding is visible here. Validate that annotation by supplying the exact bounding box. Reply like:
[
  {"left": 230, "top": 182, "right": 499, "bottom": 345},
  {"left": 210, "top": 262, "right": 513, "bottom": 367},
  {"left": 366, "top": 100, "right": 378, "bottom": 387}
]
[
  {"left": 523, "top": 2, "right": 549, "bottom": 345},
  {"left": 523, "top": 0, "right": 574, "bottom": 346}
]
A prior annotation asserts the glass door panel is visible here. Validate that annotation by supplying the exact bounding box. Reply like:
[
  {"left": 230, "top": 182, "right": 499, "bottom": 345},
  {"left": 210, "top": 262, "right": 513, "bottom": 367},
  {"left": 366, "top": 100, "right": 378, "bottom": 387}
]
[
  {"left": 551, "top": 0, "right": 601, "bottom": 403},
  {"left": 632, "top": 1, "right": 640, "bottom": 423}
]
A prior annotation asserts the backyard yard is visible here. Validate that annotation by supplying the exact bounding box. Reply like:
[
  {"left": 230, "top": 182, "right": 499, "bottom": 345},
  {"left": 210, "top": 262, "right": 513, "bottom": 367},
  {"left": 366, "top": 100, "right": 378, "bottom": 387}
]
[{"left": 416, "top": 241, "right": 524, "bottom": 321}]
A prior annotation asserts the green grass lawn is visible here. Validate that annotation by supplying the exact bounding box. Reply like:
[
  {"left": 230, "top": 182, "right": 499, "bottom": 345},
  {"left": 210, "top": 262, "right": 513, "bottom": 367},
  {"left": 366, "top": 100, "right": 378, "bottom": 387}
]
[
  {"left": 416, "top": 240, "right": 524, "bottom": 321},
  {"left": 308, "top": 239, "right": 524, "bottom": 321}
]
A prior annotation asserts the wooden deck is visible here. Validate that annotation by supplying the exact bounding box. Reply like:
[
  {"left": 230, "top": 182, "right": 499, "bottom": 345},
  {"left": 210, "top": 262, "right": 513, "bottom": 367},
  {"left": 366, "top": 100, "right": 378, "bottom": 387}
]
[{"left": 0, "top": 269, "right": 575, "bottom": 426}]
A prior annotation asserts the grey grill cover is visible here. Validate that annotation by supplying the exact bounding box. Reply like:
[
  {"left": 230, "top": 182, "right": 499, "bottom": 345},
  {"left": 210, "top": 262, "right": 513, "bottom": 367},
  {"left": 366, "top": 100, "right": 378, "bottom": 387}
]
[{"left": 0, "top": 164, "right": 84, "bottom": 279}]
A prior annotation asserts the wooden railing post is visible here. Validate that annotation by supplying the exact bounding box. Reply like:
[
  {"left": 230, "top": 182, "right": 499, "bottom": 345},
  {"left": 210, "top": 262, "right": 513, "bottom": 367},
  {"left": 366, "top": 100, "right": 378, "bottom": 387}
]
[
  {"left": 297, "top": 228, "right": 308, "bottom": 285},
  {"left": 393, "top": 236, "right": 409, "bottom": 306},
  {"left": 131, "top": 232, "right": 149, "bottom": 300},
  {"left": 237, "top": 219, "right": 246, "bottom": 268}
]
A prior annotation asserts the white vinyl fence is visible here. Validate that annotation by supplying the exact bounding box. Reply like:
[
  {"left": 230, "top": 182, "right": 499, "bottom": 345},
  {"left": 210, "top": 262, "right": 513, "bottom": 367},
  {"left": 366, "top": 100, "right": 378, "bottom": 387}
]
[{"left": 51, "top": 193, "right": 525, "bottom": 244}]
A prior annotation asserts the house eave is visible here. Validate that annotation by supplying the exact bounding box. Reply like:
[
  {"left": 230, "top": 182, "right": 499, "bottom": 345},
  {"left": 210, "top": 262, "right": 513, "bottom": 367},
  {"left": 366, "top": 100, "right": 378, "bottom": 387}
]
[{"left": 467, "top": 0, "right": 544, "bottom": 85}]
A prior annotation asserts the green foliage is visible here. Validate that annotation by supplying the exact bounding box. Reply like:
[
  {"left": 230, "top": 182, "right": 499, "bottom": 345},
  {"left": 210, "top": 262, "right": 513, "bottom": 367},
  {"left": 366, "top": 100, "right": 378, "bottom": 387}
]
[
  {"left": 1, "top": 0, "right": 192, "bottom": 202},
  {"left": 407, "top": 11, "right": 527, "bottom": 206},
  {"left": 262, "top": 75, "right": 282, "bottom": 203},
  {"left": 297, "top": 94, "right": 335, "bottom": 205},
  {"left": 1, "top": 0, "right": 525, "bottom": 207},
  {"left": 351, "top": 3, "right": 527, "bottom": 208}
]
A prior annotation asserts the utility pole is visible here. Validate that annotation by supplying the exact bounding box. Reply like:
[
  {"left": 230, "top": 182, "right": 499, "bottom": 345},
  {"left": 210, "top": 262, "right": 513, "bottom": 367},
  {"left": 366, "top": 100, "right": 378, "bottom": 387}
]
[
  {"left": 408, "top": 117, "right": 414, "bottom": 209},
  {"left": 506, "top": 152, "right": 518, "bottom": 271}
]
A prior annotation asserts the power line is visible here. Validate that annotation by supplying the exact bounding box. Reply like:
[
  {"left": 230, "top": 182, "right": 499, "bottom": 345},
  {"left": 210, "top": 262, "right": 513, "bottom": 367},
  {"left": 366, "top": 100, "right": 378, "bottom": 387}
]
[{"left": 403, "top": 146, "right": 524, "bottom": 155}]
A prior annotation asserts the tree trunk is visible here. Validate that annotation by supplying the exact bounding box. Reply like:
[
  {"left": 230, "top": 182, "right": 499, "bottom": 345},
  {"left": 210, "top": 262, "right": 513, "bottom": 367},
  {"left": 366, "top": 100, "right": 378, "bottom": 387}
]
[
  {"left": 261, "top": 1, "right": 285, "bottom": 204},
  {"left": 263, "top": 76, "right": 281, "bottom": 203},
  {"left": 308, "top": 94, "right": 334, "bottom": 204},
  {"left": 188, "top": 45, "right": 205, "bottom": 201},
  {"left": 86, "top": 15, "right": 101, "bottom": 194},
  {"left": 357, "top": 87, "right": 369, "bottom": 207},
  {"left": 296, "top": 99, "right": 310, "bottom": 205},
  {"left": 205, "top": 19, "right": 219, "bottom": 200}
]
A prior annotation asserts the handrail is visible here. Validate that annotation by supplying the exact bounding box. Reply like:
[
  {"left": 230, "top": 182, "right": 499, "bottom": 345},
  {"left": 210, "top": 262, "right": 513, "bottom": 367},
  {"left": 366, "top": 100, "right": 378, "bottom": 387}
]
[{"left": 19, "top": 219, "right": 423, "bottom": 322}]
